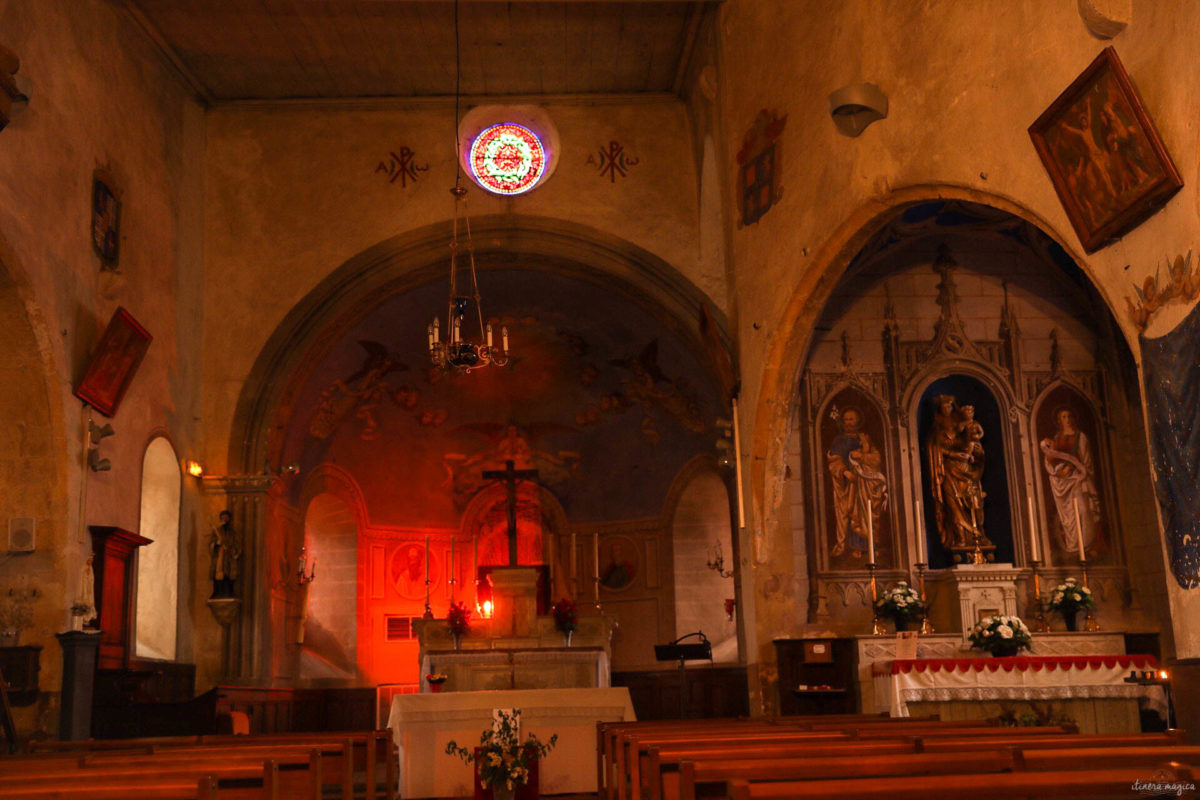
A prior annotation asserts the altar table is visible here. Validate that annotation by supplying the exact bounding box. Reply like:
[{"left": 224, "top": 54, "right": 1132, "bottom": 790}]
[
  {"left": 872, "top": 655, "right": 1164, "bottom": 731},
  {"left": 387, "top": 687, "right": 635, "bottom": 798}
]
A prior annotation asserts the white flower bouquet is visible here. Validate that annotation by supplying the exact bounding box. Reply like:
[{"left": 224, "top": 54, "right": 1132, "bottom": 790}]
[
  {"left": 875, "top": 581, "right": 925, "bottom": 628},
  {"left": 1048, "top": 577, "right": 1094, "bottom": 613},
  {"left": 967, "top": 614, "right": 1033, "bottom": 657}
]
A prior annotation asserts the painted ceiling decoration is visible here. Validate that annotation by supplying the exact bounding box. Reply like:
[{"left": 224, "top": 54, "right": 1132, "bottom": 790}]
[{"left": 280, "top": 269, "right": 724, "bottom": 528}]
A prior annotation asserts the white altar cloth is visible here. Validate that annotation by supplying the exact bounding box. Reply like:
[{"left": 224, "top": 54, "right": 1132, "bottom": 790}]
[
  {"left": 387, "top": 687, "right": 635, "bottom": 798},
  {"left": 872, "top": 654, "right": 1163, "bottom": 717}
]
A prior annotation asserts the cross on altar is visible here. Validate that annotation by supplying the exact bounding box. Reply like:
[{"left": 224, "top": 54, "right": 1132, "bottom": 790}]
[{"left": 481, "top": 459, "right": 540, "bottom": 566}]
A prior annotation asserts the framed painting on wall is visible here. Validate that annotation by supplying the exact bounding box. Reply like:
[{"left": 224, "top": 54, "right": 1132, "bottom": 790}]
[
  {"left": 1029, "top": 47, "right": 1182, "bottom": 254},
  {"left": 73, "top": 307, "right": 152, "bottom": 418}
]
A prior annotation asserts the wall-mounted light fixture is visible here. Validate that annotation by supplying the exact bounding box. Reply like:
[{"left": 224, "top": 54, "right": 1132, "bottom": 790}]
[
  {"left": 86, "top": 420, "right": 114, "bottom": 472},
  {"left": 185, "top": 460, "right": 204, "bottom": 478},
  {"left": 829, "top": 82, "right": 888, "bottom": 137}
]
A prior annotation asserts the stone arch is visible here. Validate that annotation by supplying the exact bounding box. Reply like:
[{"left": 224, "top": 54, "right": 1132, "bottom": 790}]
[
  {"left": 230, "top": 216, "right": 733, "bottom": 478},
  {"left": 0, "top": 237, "right": 70, "bottom": 723},
  {"left": 666, "top": 455, "right": 738, "bottom": 662},
  {"left": 751, "top": 186, "right": 1103, "bottom": 571},
  {"left": 750, "top": 186, "right": 1167, "bottom": 711}
]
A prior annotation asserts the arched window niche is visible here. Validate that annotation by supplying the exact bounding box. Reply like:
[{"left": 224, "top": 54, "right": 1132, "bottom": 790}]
[{"left": 135, "top": 436, "right": 181, "bottom": 661}]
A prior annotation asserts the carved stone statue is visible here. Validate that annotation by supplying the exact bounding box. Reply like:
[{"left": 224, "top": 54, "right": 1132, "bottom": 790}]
[
  {"left": 926, "top": 394, "right": 989, "bottom": 553},
  {"left": 208, "top": 510, "right": 243, "bottom": 598}
]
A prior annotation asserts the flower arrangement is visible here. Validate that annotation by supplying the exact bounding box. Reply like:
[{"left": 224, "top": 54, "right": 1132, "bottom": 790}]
[
  {"left": 445, "top": 709, "right": 557, "bottom": 793},
  {"left": 1048, "top": 578, "right": 1094, "bottom": 612},
  {"left": 447, "top": 600, "right": 472, "bottom": 638},
  {"left": 551, "top": 598, "right": 577, "bottom": 634},
  {"left": 968, "top": 614, "right": 1033, "bottom": 657},
  {"left": 875, "top": 581, "right": 924, "bottom": 627}
]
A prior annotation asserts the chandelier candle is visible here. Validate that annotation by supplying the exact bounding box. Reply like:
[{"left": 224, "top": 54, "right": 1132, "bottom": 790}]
[
  {"left": 1028, "top": 496, "right": 1040, "bottom": 561},
  {"left": 1075, "top": 498, "right": 1086, "bottom": 561}
]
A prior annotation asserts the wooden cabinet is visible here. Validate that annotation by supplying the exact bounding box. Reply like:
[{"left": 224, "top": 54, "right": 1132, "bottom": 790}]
[
  {"left": 773, "top": 638, "right": 857, "bottom": 715},
  {"left": 0, "top": 645, "right": 40, "bottom": 706}
]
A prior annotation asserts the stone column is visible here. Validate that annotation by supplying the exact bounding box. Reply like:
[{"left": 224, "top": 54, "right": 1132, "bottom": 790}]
[{"left": 201, "top": 475, "right": 275, "bottom": 681}]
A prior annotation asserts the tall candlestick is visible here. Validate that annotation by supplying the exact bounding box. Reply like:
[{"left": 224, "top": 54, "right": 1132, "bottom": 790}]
[
  {"left": 1074, "top": 498, "right": 1086, "bottom": 561},
  {"left": 1027, "top": 497, "right": 1040, "bottom": 562},
  {"left": 866, "top": 497, "right": 875, "bottom": 564},
  {"left": 424, "top": 536, "right": 430, "bottom": 584},
  {"left": 449, "top": 538, "right": 455, "bottom": 599},
  {"left": 731, "top": 396, "right": 745, "bottom": 529},
  {"left": 473, "top": 535, "right": 478, "bottom": 604},
  {"left": 570, "top": 532, "right": 577, "bottom": 588}
]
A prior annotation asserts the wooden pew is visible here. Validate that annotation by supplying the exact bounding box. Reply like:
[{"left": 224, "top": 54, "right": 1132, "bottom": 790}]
[
  {"left": 0, "top": 758, "right": 285, "bottom": 800},
  {"left": 726, "top": 763, "right": 1198, "bottom": 799},
  {"left": 0, "top": 772, "right": 219, "bottom": 799},
  {"left": 18, "top": 729, "right": 396, "bottom": 800},
  {"left": 625, "top": 723, "right": 1067, "bottom": 800},
  {"left": 596, "top": 714, "right": 899, "bottom": 797},
  {"left": 642, "top": 728, "right": 1181, "bottom": 800}
]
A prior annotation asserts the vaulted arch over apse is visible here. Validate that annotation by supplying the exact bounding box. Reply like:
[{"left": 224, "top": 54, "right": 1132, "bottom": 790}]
[{"left": 225, "top": 217, "right": 738, "bottom": 684}]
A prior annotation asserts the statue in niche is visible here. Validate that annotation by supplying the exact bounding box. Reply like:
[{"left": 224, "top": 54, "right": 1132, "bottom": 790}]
[
  {"left": 208, "top": 510, "right": 243, "bottom": 598},
  {"left": 1041, "top": 406, "right": 1102, "bottom": 556},
  {"left": 826, "top": 406, "right": 889, "bottom": 559},
  {"left": 926, "top": 395, "right": 989, "bottom": 551}
]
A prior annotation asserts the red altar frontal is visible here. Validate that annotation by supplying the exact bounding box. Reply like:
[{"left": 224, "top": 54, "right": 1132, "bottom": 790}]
[{"left": 872, "top": 654, "right": 1165, "bottom": 724}]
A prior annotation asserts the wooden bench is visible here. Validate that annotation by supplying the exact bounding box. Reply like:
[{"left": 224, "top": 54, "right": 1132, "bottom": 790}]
[
  {"left": 0, "top": 771, "right": 219, "bottom": 799},
  {"left": 638, "top": 728, "right": 1183, "bottom": 800},
  {"left": 726, "top": 763, "right": 1198, "bottom": 799},
  {"left": 624, "top": 723, "right": 1071, "bottom": 800},
  {"left": 2, "top": 730, "right": 397, "bottom": 800}
]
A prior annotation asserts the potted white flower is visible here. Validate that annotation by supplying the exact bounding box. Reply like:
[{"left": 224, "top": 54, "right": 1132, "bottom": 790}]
[
  {"left": 874, "top": 581, "right": 925, "bottom": 631},
  {"left": 967, "top": 614, "right": 1033, "bottom": 657},
  {"left": 1047, "top": 578, "right": 1094, "bottom": 631}
]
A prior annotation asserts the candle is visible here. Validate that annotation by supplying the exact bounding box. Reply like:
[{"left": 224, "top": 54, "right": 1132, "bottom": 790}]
[
  {"left": 473, "top": 535, "right": 479, "bottom": 604},
  {"left": 732, "top": 396, "right": 745, "bottom": 529},
  {"left": 866, "top": 498, "right": 875, "bottom": 564},
  {"left": 424, "top": 536, "right": 430, "bottom": 585},
  {"left": 593, "top": 533, "right": 600, "bottom": 601},
  {"left": 501, "top": 326, "right": 509, "bottom": 352},
  {"left": 450, "top": 538, "right": 456, "bottom": 597},
  {"left": 548, "top": 534, "right": 556, "bottom": 593},
  {"left": 486, "top": 322, "right": 493, "bottom": 348},
  {"left": 570, "top": 533, "right": 577, "bottom": 588},
  {"left": 1027, "top": 497, "right": 1040, "bottom": 561},
  {"left": 427, "top": 323, "right": 435, "bottom": 351},
  {"left": 432, "top": 318, "right": 439, "bottom": 344},
  {"left": 1074, "top": 498, "right": 1086, "bottom": 561}
]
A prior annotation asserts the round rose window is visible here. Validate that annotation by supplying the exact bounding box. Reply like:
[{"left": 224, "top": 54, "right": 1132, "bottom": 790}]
[{"left": 468, "top": 123, "right": 547, "bottom": 195}]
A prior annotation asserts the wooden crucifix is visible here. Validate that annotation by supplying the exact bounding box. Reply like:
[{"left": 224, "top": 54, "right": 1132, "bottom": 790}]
[{"left": 481, "top": 459, "right": 540, "bottom": 566}]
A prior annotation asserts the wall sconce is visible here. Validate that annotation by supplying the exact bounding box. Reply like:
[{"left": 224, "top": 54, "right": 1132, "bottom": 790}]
[
  {"left": 185, "top": 460, "right": 204, "bottom": 478},
  {"left": 706, "top": 540, "right": 735, "bottom": 578},
  {"left": 296, "top": 545, "right": 316, "bottom": 586},
  {"left": 724, "top": 597, "right": 736, "bottom": 621},
  {"left": 86, "top": 420, "right": 114, "bottom": 472},
  {"left": 263, "top": 460, "right": 301, "bottom": 478},
  {"left": 829, "top": 82, "right": 888, "bottom": 137}
]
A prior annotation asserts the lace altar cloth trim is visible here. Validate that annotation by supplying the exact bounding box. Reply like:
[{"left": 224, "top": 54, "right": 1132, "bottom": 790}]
[
  {"left": 900, "top": 685, "right": 1156, "bottom": 703},
  {"left": 874, "top": 654, "right": 1157, "bottom": 677}
]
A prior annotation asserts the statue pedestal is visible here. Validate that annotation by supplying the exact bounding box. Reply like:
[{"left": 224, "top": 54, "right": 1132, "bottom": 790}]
[
  {"left": 940, "top": 563, "right": 1021, "bottom": 639},
  {"left": 488, "top": 566, "right": 540, "bottom": 639}
]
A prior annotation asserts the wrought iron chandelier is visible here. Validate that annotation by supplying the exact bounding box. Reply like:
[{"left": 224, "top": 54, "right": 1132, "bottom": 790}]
[{"left": 427, "top": 0, "right": 509, "bottom": 374}]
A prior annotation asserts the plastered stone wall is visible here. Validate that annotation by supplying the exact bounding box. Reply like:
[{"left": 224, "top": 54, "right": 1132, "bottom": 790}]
[
  {"left": 0, "top": 0, "right": 205, "bottom": 735},
  {"left": 200, "top": 99, "right": 713, "bottom": 477},
  {"left": 671, "top": 469, "right": 738, "bottom": 661},
  {"left": 718, "top": 0, "right": 1200, "bottom": 709}
]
